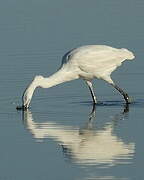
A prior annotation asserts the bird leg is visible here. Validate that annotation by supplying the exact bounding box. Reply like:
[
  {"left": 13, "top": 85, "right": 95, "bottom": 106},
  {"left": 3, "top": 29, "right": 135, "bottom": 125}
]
[
  {"left": 86, "top": 81, "right": 97, "bottom": 104},
  {"left": 111, "top": 84, "right": 130, "bottom": 104}
]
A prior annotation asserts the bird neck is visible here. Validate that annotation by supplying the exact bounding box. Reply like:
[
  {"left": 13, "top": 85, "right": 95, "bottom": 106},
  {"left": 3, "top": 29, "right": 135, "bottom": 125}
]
[
  {"left": 38, "top": 67, "right": 79, "bottom": 89},
  {"left": 22, "top": 67, "right": 79, "bottom": 108}
]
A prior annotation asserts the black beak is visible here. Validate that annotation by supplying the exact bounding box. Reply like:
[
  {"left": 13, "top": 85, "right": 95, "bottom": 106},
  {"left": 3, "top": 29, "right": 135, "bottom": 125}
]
[{"left": 16, "top": 105, "right": 29, "bottom": 111}]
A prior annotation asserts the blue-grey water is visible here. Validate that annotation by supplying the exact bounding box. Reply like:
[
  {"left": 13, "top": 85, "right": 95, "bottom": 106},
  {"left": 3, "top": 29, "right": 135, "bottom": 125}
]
[{"left": 0, "top": 0, "right": 144, "bottom": 179}]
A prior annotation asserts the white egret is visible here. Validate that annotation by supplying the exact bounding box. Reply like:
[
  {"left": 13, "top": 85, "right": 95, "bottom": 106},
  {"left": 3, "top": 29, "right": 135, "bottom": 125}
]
[{"left": 18, "top": 45, "right": 135, "bottom": 110}]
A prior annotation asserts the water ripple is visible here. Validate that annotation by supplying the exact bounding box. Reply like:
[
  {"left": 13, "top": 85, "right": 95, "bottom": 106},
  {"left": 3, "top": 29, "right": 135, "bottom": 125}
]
[{"left": 22, "top": 107, "right": 135, "bottom": 167}]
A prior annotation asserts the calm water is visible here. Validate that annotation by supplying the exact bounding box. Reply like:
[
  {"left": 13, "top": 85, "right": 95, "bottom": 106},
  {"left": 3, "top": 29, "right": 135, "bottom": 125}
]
[{"left": 0, "top": 0, "right": 144, "bottom": 179}]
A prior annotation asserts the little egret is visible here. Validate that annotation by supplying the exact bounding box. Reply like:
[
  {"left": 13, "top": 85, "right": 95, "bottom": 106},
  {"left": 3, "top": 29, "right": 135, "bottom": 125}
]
[{"left": 19, "top": 45, "right": 135, "bottom": 110}]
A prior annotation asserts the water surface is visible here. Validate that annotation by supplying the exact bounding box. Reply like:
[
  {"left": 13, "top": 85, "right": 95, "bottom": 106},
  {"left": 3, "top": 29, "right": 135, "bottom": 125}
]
[{"left": 0, "top": 0, "right": 144, "bottom": 179}]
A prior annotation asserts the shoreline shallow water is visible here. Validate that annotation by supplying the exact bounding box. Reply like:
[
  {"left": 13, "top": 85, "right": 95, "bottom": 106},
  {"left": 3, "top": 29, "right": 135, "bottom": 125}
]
[{"left": 0, "top": 0, "right": 144, "bottom": 179}]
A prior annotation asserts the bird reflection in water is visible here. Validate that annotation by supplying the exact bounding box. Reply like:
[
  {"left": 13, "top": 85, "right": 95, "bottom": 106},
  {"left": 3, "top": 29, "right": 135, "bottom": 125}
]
[{"left": 22, "top": 105, "right": 135, "bottom": 167}]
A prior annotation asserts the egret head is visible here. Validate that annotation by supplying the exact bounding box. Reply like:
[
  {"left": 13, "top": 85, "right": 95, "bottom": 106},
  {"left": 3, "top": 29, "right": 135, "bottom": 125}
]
[
  {"left": 16, "top": 89, "right": 32, "bottom": 110},
  {"left": 22, "top": 75, "right": 44, "bottom": 109},
  {"left": 22, "top": 88, "right": 32, "bottom": 109}
]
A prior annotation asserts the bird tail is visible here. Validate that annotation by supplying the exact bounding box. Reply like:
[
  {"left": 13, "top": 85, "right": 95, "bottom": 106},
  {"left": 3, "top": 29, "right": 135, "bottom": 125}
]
[{"left": 120, "top": 48, "right": 135, "bottom": 60}]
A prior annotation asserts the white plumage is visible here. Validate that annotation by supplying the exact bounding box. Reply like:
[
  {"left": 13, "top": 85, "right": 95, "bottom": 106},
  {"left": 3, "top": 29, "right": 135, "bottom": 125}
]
[{"left": 19, "top": 45, "right": 135, "bottom": 110}]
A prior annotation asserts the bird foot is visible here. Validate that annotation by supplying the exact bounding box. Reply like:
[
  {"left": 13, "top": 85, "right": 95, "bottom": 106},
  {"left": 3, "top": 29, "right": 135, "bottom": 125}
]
[{"left": 124, "top": 94, "right": 133, "bottom": 104}]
